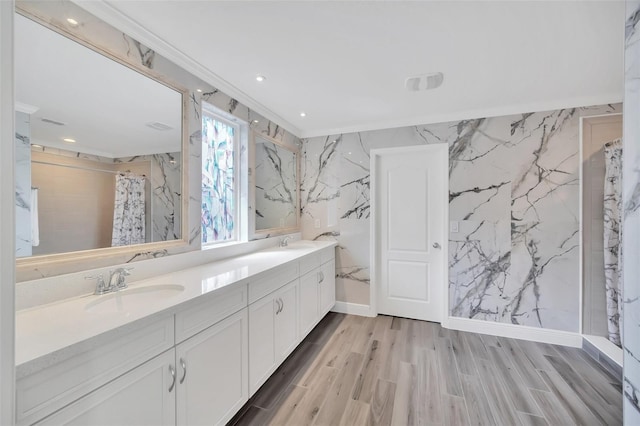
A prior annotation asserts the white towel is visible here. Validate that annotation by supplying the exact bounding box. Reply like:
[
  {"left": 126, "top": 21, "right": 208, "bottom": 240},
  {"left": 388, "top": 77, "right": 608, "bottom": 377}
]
[{"left": 31, "top": 188, "right": 39, "bottom": 247}]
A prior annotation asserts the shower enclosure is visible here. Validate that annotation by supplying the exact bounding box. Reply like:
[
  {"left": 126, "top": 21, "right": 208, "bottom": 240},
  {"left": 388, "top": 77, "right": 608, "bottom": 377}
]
[{"left": 581, "top": 114, "right": 623, "bottom": 370}]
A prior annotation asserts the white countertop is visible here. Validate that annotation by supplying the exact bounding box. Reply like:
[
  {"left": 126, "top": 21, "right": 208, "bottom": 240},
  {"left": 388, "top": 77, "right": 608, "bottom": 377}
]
[{"left": 16, "top": 240, "right": 336, "bottom": 377}]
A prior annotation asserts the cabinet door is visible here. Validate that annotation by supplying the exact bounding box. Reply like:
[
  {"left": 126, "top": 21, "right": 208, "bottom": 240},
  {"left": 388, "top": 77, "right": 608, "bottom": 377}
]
[
  {"left": 299, "top": 269, "right": 320, "bottom": 337},
  {"left": 37, "top": 350, "right": 176, "bottom": 426},
  {"left": 275, "top": 280, "right": 299, "bottom": 361},
  {"left": 176, "top": 308, "right": 248, "bottom": 426},
  {"left": 248, "top": 294, "right": 276, "bottom": 395},
  {"left": 319, "top": 259, "right": 336, "bottom": 316}
]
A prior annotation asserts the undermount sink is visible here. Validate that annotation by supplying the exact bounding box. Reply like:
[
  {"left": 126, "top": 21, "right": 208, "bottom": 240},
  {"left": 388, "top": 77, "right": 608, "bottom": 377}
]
[{"left": 84, "top": 284, "right": 185, "bottom": 314}]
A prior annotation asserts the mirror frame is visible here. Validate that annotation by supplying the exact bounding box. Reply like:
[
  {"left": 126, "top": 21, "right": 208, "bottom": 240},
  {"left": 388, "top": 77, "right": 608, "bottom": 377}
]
[
  {"left": 15, "top": 3, "right": 190, "bottom": 278},
  {"left": 251, "top": 131, "right": 300, "bottom": 238}
]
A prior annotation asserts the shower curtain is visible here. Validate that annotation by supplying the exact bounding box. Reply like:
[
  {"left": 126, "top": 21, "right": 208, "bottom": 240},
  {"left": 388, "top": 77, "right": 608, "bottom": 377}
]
[
  {"left": 604, "top": 138, "right": 623, "bottom": 346},
  {"left": 112, "top": 174, "right": 146, "bottom": 247}
]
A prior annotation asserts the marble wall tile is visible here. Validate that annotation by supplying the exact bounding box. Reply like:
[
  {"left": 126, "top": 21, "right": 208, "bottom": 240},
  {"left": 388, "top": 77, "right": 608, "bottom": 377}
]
[
  {"left": 15, "top": 111, "right": 31, "bottom": 257},
  {"left": 254, "top": 140, "right": 297, "bottom": 230},
  {"left": 623, "top": 1, "right": 640, "bottom": 421},
  {"left": 301, "top": 104, "right": 620, "bottom": 332}
]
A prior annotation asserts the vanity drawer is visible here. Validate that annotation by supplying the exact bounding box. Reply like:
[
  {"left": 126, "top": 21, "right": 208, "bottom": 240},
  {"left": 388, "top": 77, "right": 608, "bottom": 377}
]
[
  {"left": 174, "top": 284, "right": 247, "bottom": 343},
  {"left": 248, "top": 262, "right": 298, "bottom": 304},
  {"left": 299, "top": 252, "right": 322, "bottom": 276},
  {"left": 320, "top": 246, "right": 336, "bottom": 264},
  {"left": 17, "top": 316, "right": 174, "bottom": 425}
]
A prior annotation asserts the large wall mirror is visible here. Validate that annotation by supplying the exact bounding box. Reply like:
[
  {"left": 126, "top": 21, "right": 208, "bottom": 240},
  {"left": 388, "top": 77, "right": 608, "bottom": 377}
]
[
  {"left": 253, "top": 133, "right": 299, "bottom": 235},
  {"left": 14, "top": 6, "right": 187, "bottom": 262}
]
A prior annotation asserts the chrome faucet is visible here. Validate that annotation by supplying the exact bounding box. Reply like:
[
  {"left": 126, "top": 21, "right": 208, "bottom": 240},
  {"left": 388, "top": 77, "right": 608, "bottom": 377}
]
[
  {"left": 109, "top": 267, "right": 133, "bottom": 291},
  {"left": 85, "top": 267, "right": 133, "bottom": 295},
  {"left": 86, "top": 273, "right": 109, "bottom": 295},
  {"left": 279, "top": 236, "right": 292, "bottom": 247}
]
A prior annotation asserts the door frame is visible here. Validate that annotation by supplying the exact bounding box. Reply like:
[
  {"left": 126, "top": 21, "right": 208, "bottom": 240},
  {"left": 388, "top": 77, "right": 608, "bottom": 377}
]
[
  {"left": 578, "top": 112, "right": 622, "bottom": 338},
  {"left": 370, "top": 144, "right": 449, "bottom": 326}
]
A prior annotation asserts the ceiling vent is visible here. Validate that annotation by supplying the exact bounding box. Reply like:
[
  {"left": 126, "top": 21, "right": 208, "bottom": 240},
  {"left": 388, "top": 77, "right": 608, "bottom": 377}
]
[
  {"left": 41, "top": 117, "right": 66, "bottom": 126},
  {"left": 146, "top": 121, "right": 173, "bottom": 131},
  {"left": 405, "top": 72, "right": 444, "bottom": 92}
]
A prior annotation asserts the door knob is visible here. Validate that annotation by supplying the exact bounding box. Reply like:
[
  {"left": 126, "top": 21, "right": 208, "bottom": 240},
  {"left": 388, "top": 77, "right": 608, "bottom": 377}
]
[{"left": 433, "top": 242, "right": 441, "bottom": 249}]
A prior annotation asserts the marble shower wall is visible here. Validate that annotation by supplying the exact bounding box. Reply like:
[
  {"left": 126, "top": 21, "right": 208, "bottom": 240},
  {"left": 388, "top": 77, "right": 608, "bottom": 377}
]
[
  {"left": 302, "top": 104, "right": 620, "bottom": 333},
  {"left": 623, "top": 1, "right": 640, "bottom": 421},
  {"left": 15, "top": 111, "right": 31, "bottom": 257}
]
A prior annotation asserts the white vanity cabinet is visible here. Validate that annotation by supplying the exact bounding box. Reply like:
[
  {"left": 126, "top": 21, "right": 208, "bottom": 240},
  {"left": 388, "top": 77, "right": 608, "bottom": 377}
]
[
  {"left": 17, "top": 242, "right": 337, "bottom": 426},
  {"left": 17, "top": 317, "right": 175, "bottom": 426},
  {"left": 248, "top": 279, "right": 298, "bottom": 395},
  {"left": 298, "top": 248, "right": 337, "bottom": 338},
  {"left": 319, "top": 258, "right": 336, "bottom": 316},
  {"left": 175, "top": 308, "right": 248, "bottom": 426},
  {"left": 34, "top": 308, "right": 249, "bottom": 426},
  {"left": 299, "top": 269, "right": 320, "bottom": 337},
  {"left": 18, "top": 285, "right": 249, "bottom": 426},
  {"left": 35, "top": 350, "right": 176, "bottom": 426}
]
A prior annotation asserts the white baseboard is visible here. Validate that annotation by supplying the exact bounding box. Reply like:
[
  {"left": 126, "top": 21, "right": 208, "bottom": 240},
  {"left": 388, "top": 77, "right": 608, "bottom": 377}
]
[
  {"left": 583, "top": 335, "right": 623, "bottom": 366},
  {"left": 446, "top": 316, "right": 583, "bottom": 348},
  {"left": 331, "top": 301, "right": 376, "bottom": 317}
]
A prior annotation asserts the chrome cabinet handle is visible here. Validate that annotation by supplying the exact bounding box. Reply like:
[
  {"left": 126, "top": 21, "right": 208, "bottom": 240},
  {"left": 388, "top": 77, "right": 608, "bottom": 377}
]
[
  {"left": 179, "top": 358, "right": 187, "bottom": 384},
  {"left": 433, "top": 242, "right": 441, "bottom": 249},
  {"left": 168, "top": 364, "right": 176, "bottom": 392},
  {"left": 275, "top": 298, "right": 281, "bottom": 315},
  {"left": 280, "top": 298, "right": 284, "bottom": 313}
]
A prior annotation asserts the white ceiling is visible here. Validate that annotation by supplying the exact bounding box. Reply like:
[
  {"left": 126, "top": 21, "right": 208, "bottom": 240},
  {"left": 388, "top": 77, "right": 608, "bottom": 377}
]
[
  {"left": 81, "top": 1, "right": 623, "bottom": 139},
  {"left": 15, "top": 13, "right": 182, "bottom": 158}
]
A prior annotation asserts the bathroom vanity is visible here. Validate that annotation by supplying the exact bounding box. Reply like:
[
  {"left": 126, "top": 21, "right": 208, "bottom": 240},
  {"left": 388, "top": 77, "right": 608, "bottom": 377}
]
[{"left": 15, "top": 241, "right": 336, "bottom": 425}]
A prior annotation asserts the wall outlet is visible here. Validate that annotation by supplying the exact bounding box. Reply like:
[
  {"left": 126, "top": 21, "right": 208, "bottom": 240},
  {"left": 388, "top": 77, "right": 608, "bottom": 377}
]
[
  {"left": 314, "top": 219, "right": 321, "bottom": 229},
  {"left": 450, "top": 221, "right": 459, "bottom": 233}
]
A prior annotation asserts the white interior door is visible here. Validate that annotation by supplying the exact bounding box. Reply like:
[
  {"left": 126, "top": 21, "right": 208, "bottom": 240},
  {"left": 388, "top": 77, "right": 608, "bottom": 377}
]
[{"left": 373, "top": 144, "right": 447, "bottom": 322}]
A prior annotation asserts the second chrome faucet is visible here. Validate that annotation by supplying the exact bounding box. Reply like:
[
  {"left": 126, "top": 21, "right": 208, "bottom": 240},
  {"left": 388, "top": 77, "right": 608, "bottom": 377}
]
[{"left": 86, "top": 267, "right": 133, "bottom": 295}]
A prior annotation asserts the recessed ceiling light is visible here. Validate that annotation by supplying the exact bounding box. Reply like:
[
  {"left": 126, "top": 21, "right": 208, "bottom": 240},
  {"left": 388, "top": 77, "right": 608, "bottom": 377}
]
[
  {"left": 31, "top": 144, "right": 42, "bottom": 149},
  {"left": 66, "top": 18, "right": 79, "bottom": 27},
  {"left": 63, "top": 138, "right": 76, "bottom": 143},
  {"left": 196, "top": 89, "right": 202, "bottom": 93},
  {"left": 169, "top": 160, "right": 177, "bottom": 164},
  {"left": 256, "top": 75, "right": 266, "bottom": 82},
  {"left": 300, "top": 112, "right": 306, "bottom": 117},
  {"left": 252, "top": 119, "right": 259, "bottom": 124}
]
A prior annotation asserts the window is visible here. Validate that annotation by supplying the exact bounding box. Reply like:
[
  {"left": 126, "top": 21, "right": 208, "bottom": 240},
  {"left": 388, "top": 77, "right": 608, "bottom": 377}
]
[{"left": 201, "top": 108, "right": 239, "bottom": 244}]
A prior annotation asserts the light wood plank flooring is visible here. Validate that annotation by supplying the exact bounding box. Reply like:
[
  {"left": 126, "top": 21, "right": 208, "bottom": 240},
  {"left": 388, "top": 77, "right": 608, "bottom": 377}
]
[{"left": 229, "top": 313, "right": 622, "bottom": 426}]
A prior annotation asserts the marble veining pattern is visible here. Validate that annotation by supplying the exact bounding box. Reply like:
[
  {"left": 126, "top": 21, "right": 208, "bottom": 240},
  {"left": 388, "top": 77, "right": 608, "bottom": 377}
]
[
  {"left": 254, "top": 139, "right": 297, "bottom": 230},
  {"left": 301, "top": 104, "right": 620, "bottom": 332},
  {"left": 603, "top": 139, "right": 623, "bottom": 347},
  {"left": 623, "top": 1, "right": 640, "bottom": 420}
]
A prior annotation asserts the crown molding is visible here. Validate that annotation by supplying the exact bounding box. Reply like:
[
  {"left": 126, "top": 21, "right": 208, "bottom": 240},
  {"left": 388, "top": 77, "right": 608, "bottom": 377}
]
[
  {"left": 72, "top": 0, "right": 302, "bottom": 139},
  {"left": 298, "top": 93, "right": 623, "bottom": 139}
]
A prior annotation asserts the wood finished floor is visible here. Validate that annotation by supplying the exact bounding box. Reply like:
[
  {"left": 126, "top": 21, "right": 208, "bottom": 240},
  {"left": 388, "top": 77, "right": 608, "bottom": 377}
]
[{"left": 229, "top": 313, "right": 622, "bottom": 426}]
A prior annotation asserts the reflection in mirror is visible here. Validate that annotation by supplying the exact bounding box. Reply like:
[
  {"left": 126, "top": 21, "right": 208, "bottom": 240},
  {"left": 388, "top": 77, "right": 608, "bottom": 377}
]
[
  {"left": 14, "top": 12, "right": 183, "bottom": 258},
  {"left": 254, "top": 134, "right": 298, "bottom": 232}
]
